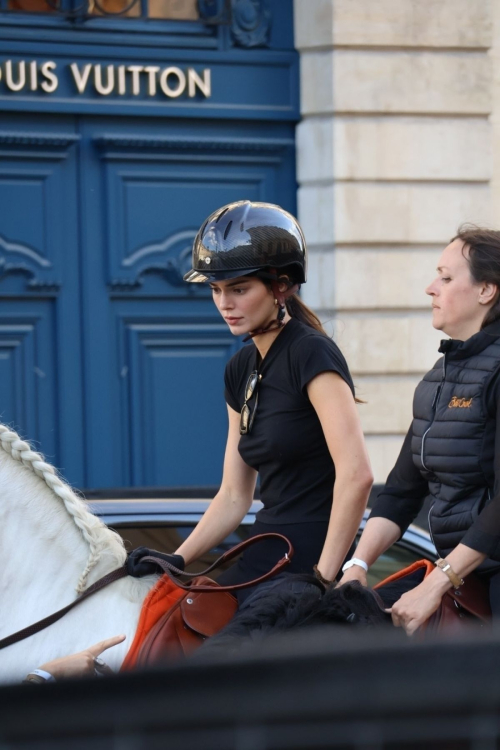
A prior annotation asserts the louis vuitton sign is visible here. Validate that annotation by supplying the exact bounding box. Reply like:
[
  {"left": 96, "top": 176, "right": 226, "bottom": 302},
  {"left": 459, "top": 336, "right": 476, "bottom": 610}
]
[{"left": 0, "top": 59, "right": 212, "bottom": 99}]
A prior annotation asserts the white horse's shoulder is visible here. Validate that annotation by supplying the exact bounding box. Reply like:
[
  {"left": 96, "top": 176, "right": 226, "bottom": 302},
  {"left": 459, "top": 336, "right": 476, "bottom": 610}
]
[{"left": 0, "top": 423, "right": 156, "bottom": 682}]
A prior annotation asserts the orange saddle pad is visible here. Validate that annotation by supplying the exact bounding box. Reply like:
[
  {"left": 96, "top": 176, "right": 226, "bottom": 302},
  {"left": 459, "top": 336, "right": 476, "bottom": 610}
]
[
  {"left": 121, "top": 575, "right": 186, "bottom": 671},
  {"left": 121, "top": 573, "right": 238, "bottom": 669}
]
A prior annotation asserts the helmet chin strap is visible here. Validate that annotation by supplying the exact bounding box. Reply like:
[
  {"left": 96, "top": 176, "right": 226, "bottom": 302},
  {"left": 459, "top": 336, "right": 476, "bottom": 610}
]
[{"left": 243, "top": 276, "right": 300, "bottom": 342}]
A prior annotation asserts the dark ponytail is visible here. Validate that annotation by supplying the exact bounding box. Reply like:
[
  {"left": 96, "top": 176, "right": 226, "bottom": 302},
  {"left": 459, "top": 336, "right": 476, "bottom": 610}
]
[
  {"left": 285, "top": 286, "right": 365, "bottom": 403},
  {"left": 285, "top": 294, "right": 328, "bottom": 335},
  {"left": 453, "top": 225, "right": 500, "bottom": 329}
]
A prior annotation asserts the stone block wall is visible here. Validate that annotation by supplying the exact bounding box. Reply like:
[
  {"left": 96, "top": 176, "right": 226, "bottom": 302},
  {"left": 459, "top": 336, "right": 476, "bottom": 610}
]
[{"left": 294, "top": 0, "right": 497, "bottom": 482}]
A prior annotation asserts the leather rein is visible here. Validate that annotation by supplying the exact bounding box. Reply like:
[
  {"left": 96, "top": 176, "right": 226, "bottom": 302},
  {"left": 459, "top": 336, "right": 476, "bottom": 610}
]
[
  {"left": 0, "top": 532, "right": 293, "bottom": 651},
  {"left": 0, "top": 566, "right": 128, "bottom": 651}
]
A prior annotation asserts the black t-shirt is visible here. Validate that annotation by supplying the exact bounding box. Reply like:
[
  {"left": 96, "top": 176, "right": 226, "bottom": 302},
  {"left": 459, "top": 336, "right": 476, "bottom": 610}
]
[{"left": 224, "top": 318, "right": 355, "bottom": 525}]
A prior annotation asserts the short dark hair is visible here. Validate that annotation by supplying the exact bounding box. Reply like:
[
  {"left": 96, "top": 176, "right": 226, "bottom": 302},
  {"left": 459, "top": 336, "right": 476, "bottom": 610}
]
[{"left": 452, "top": 225, "right": 500, "bottom": 329}]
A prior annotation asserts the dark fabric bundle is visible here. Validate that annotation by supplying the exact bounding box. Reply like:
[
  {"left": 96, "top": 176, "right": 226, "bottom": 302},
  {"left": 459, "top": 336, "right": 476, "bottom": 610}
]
[{"left": 199, "top": 575, "right": 391, "bottom": 656}]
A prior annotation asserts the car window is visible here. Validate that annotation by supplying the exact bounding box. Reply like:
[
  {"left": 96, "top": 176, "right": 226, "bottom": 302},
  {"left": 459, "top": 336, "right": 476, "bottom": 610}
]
[
  {"left": 366, "top": 545, "right": 426, "bottom": 587},
  {"left": 112, "top": 522, "right": 427, "bottom": 584},
  {"left": 113, "top": 523, "right": 251, "bottom": 577}
]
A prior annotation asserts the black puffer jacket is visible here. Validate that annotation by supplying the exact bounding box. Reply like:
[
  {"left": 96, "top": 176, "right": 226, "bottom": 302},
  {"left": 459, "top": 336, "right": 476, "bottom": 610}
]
[{"left": 411, "top": 327, "right": 500, "bottom": 569}]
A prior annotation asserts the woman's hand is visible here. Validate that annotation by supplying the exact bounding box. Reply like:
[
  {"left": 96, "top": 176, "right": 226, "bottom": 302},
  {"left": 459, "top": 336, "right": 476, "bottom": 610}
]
[
  {"left": 39, "top": 634, "right": 126, "bottom": 680},
  {"left": 388, "top": 545, "right": 487, "bottom": 636},
  {"left": 339, "top": 566, "right": 368, "bottom": 588},
  {"left": 388, "top": 574, "right": 449, "bottom": 636}
]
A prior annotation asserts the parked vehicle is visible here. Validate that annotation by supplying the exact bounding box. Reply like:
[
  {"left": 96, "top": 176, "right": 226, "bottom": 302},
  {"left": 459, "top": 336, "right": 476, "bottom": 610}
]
[{"left": 88, "top": 496, "right": 436, "bottom": 587}]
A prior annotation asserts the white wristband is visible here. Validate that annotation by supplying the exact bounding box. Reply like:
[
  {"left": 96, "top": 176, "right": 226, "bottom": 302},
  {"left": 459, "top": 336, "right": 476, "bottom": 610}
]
[
  {"left": 30, "top": 668, "right": 55, "bottom": 682},
  {"left": 342, "top": 557, "right": 369, "bottom": 573}
]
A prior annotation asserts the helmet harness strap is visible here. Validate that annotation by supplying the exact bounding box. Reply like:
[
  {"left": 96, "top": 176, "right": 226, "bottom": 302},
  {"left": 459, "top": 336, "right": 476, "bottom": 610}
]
[{"left": 243, "top": 270, "right": 300, "bottom": 341}]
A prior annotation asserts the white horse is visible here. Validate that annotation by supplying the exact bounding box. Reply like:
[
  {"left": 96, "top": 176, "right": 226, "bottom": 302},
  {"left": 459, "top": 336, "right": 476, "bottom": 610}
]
[{"left": 0, "top": 423, "right": 157, "bottom": 683}]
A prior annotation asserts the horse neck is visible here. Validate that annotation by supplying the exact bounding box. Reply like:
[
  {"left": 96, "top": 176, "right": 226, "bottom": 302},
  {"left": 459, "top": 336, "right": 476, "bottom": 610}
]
[
  {"left": 0, "top": 447, "right": 158, "bottom": 674},
  {"left": 0, "top": 449, "right": 125, "bottom": 600}
]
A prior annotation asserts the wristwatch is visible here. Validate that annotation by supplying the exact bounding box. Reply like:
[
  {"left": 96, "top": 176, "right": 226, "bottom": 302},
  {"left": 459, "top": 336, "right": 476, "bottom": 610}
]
[
  {"left": 341, "top": 557, "right": 369, "bottom": 573},
  {"left": 23, "top": 669, "right": 55, "bottom": 684},
  {"left": 434, "top": 558, "right": 464, "bottom": 589}
]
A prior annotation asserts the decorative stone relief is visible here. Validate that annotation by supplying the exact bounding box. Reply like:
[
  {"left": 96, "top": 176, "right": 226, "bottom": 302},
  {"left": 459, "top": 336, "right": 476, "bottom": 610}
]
[{"left": 231, "top": 0, "right": 271, "bottom": 48}]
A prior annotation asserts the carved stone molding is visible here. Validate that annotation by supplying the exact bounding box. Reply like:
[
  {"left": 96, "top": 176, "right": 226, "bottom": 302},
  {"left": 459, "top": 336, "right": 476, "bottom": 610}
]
[
  {"left": 231, "top": 0, "right": 271, "bottom": 48},
  {"left": 0, "top": 234, "right": 60, "bottom": 291},
  {"left": 94, "top": 134, "right": 293, "bottom": 153}
]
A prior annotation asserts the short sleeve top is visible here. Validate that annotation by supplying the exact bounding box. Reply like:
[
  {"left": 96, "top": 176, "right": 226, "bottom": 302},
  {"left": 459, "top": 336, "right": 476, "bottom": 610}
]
[{"left": 224, "top": 318, "right": 355, "bottom": 524}]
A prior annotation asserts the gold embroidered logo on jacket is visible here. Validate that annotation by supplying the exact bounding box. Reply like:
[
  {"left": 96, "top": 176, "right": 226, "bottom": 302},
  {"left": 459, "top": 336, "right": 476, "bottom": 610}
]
[{"left": 448, "top": 396, "right": 473, "bottom": 408}]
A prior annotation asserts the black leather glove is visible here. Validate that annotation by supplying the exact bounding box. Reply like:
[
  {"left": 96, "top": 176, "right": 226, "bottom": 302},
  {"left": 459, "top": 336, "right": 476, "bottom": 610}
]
[{"left": 126, "top": 546, "right": 185, "bottom": 578}]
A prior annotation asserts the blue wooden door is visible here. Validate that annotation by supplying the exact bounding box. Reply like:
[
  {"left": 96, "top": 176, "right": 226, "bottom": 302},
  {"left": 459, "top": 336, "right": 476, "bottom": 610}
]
[
  {"left": 0, "top": 114, "right": 85, "bottom": 483},
  {"left": 80, "top": 118, "right": 296, "bottom": 488},
  {"left": 0, "top": 113, "right": 296, "bottom": 489}
]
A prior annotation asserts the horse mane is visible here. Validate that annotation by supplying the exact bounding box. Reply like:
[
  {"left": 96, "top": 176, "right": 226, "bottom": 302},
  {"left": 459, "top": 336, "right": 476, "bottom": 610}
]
[{"left": 0, "top": 424, "right": 127, "bottom": 593}]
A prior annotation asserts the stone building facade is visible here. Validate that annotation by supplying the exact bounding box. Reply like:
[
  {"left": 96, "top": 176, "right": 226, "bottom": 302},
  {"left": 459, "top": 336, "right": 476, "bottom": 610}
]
[{"left": 294, "top": 0, "right": 498, "bottom": 482}]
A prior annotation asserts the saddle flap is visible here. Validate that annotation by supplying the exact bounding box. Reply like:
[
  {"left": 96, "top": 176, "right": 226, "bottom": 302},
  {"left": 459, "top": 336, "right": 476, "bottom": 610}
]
[
  {"left": 180, "top": 576, "right": 238, "bottom": 637},
  {"left": 448, "top": 572, "right": 491, "bottom": 622}
]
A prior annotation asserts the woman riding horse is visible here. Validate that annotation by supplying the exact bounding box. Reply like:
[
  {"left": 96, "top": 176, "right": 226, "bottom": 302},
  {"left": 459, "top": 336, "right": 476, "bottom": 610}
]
[
  {"left": 171, "top": 201, "right": 372, "bottom": 598},
  {"left": 26, "top": 201, "right": 372, "bottom": 680},
  {"left": 341, "top": 227, "right": 500, "bottom": 634},
  {"left": 29, "top": 222, "right": 500, "bottom": 681}
]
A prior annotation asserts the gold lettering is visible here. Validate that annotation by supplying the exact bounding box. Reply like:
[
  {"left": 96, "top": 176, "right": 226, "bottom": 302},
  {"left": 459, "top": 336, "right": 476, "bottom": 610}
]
[
  {"left": 29, "top": 60, "right": 38, "bottom": 91},
  {"left": 0, "top": 59, "right": 213, "bottom": 100},
  {"left": 143, "top": 66, "right": 159, "bottom": 97},
  {"left": 159, "top": 66, "right": 186, "bottom": 98},
  {"left": 94, "top": 64, "right": 115, "bottom": 96},
  {"left": 40, "top": 61, "right": 58, "bottom": 93},
  {"left": 70, "top": 63, "right": 92, "bottom": 94},
  {"left": 5, "top": 60, "right": 26, "bottom": 92},
  {"left": 448, "top": 396, "right": 473, "bottom": 408},
  {"left": 117, "top": 65, "right": 126, "bottom": 95},
  {"left": 127, "top": 65, "right": 144, "bottom": 96},
  {"left": 187, "top": 67, "right": 211, "bottom": 98}
]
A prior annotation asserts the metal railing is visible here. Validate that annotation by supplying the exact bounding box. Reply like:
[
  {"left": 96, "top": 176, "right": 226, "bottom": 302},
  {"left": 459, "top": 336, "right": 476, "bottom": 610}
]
[{"left": 0, "top": 0, "right": 230, "bottom": 23}]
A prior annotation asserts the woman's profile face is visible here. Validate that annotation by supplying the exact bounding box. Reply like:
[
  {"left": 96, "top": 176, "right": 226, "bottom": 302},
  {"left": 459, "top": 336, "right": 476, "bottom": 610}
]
[
  {"left": 425, "top": 238, "right": 487, "bottom": 339},
  {"left": 209, "top": 276, "right": 276, "bottom": 334}
]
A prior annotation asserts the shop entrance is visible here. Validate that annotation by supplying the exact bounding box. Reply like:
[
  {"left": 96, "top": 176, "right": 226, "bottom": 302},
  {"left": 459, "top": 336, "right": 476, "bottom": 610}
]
[{"left": 0, "top": 112, "right": 296, "bottom": 488}]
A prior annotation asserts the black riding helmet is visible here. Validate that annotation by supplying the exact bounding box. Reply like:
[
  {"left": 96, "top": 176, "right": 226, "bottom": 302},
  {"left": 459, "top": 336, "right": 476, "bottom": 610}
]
[{"left": 183, "top": 201, "right": 307, "bottom": 284}]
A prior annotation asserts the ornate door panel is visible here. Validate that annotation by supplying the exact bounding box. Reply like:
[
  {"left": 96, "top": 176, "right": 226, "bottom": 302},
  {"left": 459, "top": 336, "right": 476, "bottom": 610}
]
[
  {"left": 80, "top": 123, "right": 296, "bottom": 488},
  {"left": 0, "top": 117, "right": 296, "bottom": 489},
  {"left": 118, "top": 312, "right": 238, "bottom": 487},
  {"left": 0, "top": 126, "right": 85, "bottom": 483}
]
